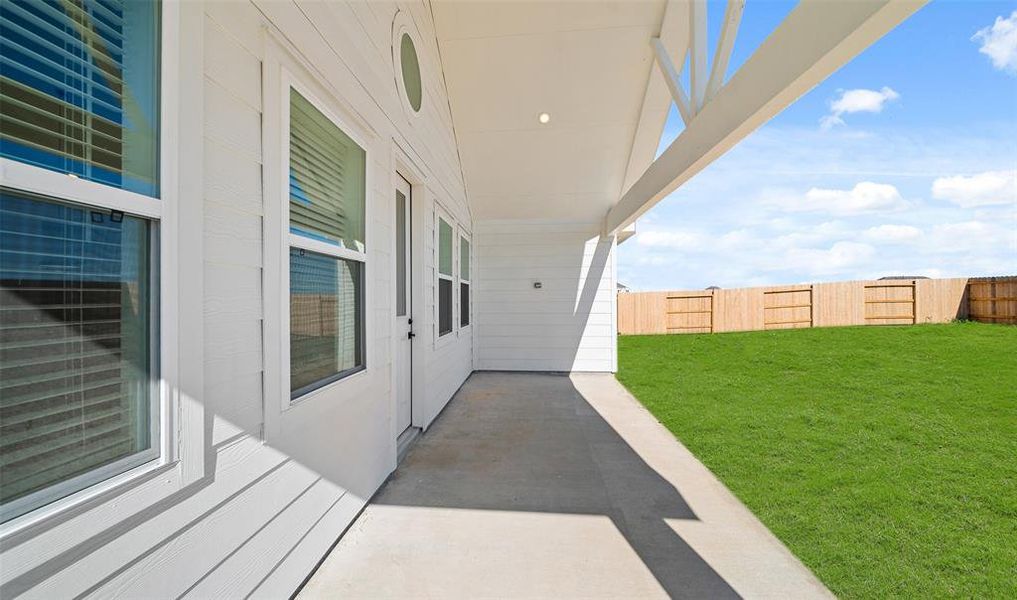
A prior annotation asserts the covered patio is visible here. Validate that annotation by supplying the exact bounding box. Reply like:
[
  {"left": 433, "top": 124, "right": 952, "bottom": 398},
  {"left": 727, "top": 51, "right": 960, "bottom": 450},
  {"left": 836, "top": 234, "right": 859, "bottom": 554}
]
[{"left": 298, "top": 372, "right": 832, "bottom": 598}]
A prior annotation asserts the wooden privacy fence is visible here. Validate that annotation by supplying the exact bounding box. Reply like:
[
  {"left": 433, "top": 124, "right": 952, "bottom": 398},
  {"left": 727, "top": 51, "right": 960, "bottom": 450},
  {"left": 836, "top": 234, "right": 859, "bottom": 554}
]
[
  {"left": 968, "top": 277, "right": 1017, "bottom": 325},
  {"left": 618, "top": 276, "right": 1017, "bottom": 335}
]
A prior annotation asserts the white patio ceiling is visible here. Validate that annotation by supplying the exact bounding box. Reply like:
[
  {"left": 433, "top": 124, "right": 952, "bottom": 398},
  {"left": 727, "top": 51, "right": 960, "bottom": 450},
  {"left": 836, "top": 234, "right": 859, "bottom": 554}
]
[{"left": 432, "top": 0, "right": 669, "bottom": 222}]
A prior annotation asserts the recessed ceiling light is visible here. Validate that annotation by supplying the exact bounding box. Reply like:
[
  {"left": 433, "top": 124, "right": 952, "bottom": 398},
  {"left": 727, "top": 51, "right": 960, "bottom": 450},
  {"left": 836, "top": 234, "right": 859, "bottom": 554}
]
[{"left": 538, "top": 112, "right": 551, "bottom": 124}]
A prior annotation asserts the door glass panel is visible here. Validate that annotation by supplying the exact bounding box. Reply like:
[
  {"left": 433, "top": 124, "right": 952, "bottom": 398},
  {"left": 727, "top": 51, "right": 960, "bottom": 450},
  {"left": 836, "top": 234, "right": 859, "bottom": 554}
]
[{"left": 395, "top": 190, "right": 406, "bottom": 317}]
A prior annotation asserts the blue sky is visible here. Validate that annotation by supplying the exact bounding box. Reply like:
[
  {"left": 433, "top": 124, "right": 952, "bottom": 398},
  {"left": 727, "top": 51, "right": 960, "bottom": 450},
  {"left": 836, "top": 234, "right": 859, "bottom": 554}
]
[{"left": 618, "top": 0, "right": 1017, "bottom": 291}]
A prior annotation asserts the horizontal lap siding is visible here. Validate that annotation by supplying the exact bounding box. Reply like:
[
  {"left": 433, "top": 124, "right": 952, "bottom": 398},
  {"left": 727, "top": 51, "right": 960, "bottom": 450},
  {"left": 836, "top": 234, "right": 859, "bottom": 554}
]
[
  {"left": 475, "top": 220, "right": 616, "bottom": 373},
  {"left": 5, "top": 1, "right": 472, "bottom": 598}
]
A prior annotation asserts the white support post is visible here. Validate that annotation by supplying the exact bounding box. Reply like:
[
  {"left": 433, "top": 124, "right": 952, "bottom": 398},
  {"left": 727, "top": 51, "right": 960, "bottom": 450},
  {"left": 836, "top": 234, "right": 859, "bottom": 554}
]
[
  {"left": 706, "top": 0, "right": 745, "bottom": 102},
  {"left": 689, "top": 0, "right": 708, "bottom": 113},
  {"left": 651, "top": 37, "right": 693, "bottom": 126}
]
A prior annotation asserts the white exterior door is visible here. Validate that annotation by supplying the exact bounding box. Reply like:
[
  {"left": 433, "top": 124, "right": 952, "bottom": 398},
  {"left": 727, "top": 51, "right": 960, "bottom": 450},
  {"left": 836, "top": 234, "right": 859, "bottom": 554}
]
[{"left": 394, "top": 175, "right": 413, "bottom": 434}]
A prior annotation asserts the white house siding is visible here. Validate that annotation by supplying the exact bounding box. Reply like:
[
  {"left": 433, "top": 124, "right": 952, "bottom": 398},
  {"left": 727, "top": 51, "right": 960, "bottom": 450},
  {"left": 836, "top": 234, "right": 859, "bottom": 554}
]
[
  {"left": 475, "top": 220, "right": 617, "bottom": 373},
  {"left": 0, "top": 1, "right": 472, "bottom": 598}
]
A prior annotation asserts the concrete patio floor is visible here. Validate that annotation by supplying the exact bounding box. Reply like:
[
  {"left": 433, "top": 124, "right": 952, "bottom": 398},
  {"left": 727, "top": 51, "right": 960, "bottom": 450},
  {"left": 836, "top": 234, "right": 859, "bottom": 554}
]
[{"left": 298, "top": 372, "right": 832, "bottom": 599}]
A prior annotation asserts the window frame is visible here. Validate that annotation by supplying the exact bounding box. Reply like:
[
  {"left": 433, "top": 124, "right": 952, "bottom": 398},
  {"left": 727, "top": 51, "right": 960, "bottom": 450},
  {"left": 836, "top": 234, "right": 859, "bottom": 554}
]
[
  {"left": 0, "top": 190, "right": 162, "bottom": 524},
  {"left": 0, "top": 0, "right": 198, "bottom": 533},
  {"left": 392, "top": 10, "right": 424, "bottom": 120},
  {"left": 434, "top": 205, "right": 455, "bottom": 346},
  {"left": 283, "top": 77, "right": 370, "bottom": 403},
  {"left": 458, "top": 229, "right": 472, "bottom": 331},
  {"left": 266, "top": 51, "right": 374, "bottom": 413}
]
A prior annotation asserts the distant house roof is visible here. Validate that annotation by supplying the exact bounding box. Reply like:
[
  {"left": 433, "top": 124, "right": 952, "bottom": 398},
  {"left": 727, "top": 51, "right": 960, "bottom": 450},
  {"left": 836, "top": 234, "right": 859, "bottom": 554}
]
[
  {"left": 617, "top": 282, "right": 630, "bottom": 292},
  {"left": 878, "top": 276, "right": 930, "bottom": 280}
]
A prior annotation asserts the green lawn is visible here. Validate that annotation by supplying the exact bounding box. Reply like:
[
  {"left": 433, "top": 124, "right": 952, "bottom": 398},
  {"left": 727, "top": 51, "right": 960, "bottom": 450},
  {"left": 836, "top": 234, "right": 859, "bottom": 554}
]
[{"left": 617, "top": 322, "right": 1016, "bottom": 599}]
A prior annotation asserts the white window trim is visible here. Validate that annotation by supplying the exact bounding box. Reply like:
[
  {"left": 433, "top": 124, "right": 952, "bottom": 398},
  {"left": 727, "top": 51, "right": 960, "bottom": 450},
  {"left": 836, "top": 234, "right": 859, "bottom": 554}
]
[
  {"left": 434, "top": 204, "right": 456, "bottom": 348},
  {"left": 390, "top": 141, "right": 430, "bottom": 439},
  {"left": 282, "top": 73, "right": 371, "bottom": 406},
  {"left": 0, "top": 0, "right": 204, "bottom": 535},
  {"left": 0, "top": 159, "right": 163, "bottom": 219},
  {"left": 262, "top": 33, "right": 378, "bottom": 432},
  {"left": 458, "top": 229, "right": 472, "bottom": 333}
]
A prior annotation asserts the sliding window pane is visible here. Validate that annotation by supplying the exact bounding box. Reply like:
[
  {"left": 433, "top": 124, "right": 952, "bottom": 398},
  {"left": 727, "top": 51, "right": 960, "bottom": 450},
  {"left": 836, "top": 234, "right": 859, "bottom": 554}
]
[
  {"left": 460, "top": 282, "right": 470, "bottom": 327},
  {"left": 438, "top": 218, "right": 452, "bottom": 276},
  {"left": 438, "top": 279, "right": 453, "bottom": 336},
  {"left": 290, "top": 248, "right": 363, "bottom": 397},
  {"left": 289, "top": 90, "right": 365, "bottom": 251},
  {"left": 0, "top": 0, "right": 161, "bottom": 197},
  {"left": 0, "top": 190, "right": 154, "bottom": 516}
]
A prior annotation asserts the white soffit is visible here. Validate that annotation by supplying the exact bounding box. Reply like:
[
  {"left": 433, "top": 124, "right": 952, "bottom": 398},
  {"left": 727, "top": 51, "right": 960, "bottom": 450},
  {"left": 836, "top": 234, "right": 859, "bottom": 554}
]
[{"left": 433, "top": 0, "right": 668, "bottom": 221}]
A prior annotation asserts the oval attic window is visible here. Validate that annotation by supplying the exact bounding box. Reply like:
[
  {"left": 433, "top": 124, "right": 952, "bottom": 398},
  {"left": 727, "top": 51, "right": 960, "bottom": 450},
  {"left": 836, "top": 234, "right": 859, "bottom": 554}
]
[{"left": 400, "top": 33, "right": 422, "bottom": 112}]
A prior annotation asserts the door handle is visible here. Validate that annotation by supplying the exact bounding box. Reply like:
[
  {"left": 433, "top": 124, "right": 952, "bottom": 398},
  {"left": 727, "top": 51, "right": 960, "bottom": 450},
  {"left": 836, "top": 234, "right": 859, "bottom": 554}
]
[{"left": 407, "top": 331, "right": 416, "bottom": 340}]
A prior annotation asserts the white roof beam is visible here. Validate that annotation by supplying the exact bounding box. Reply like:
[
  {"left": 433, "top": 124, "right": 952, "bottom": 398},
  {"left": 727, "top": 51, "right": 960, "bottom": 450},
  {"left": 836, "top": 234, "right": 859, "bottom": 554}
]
[
  {"left": 619, "top": 0, "right": 693, "bottom": 196},
  {"left": 605, "top": 0, "right": 928, "bottom": 234},
  {"left": 652, "top": 37, "right": 693, "bottom": 126},
  {"left": 689, "top": 0, "right": 708, "bottom": 113},
  {"left": 705, "top": 0, "right": 745, "bottom": 102}
]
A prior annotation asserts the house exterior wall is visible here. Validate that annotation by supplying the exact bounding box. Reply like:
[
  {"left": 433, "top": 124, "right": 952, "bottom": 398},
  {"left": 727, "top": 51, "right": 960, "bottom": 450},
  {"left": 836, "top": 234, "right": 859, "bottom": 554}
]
[
  {"left": 474, "top": 220, "right": 618, "bottom": 373},
  {"left": 0, "top": 1, "right": 472, "bottom": 597}
]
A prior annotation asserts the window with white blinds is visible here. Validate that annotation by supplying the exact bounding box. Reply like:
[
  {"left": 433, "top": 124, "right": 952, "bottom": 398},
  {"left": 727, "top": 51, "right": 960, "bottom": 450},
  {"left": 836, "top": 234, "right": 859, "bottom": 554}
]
[
  {"left": 0, "top": 0, "right": 161, "bottom": 196},
  {"left": 289, "top": 89, "right": 365, "bottom": 251},
  {"left": 287, "top": 88, "right": 367, "bottom": 399},
  {"left": 0, "top": 0, "right": 161, "bottom": 522},
  {"left": 0, "top": 189, "right": 156, "bottom": 521}
]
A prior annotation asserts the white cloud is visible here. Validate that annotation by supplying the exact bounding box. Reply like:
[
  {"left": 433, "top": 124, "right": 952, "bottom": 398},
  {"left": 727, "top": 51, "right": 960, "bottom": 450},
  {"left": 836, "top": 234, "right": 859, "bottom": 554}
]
[
  {"left": 780, "top": 242, "right": 877, "bottom": 276},
  {"left": 931, "top": 170, "right": 1017, "bottom": 208},
  {"left": 773, "top": 221, "right": 851, "bottom": 248},
  {"left": 634, "top": 230, "right": 706, "bottom": 250},
  {"left": 820, "top": 87, "right": 900, "bottom": 129},
  {"left": 619, "top": 124, "right": 1017, "bottom": 291},
  {"left": 924, "top": 220, "right": 1009, "bottom": 252},
  {"left": 973, "top": 10, "right": 1017, "bottom": 74},
  {"left": 862, "top": 224, "right": 923, "bottom": 243},
  {"left": 770, "top": 182, "right": 909, "bottom": 216}
]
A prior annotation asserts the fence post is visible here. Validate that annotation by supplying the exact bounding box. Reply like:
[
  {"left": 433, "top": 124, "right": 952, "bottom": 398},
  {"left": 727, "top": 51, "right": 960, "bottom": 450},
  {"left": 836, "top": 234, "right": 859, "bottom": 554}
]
[{"left": 809, "top": 284, "right": 815, "bottom": 328}]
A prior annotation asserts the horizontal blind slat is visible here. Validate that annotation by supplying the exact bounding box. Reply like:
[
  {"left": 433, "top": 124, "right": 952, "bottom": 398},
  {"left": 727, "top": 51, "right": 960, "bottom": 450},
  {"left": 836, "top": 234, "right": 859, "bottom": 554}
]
[
  {"left": 1, "top": 32, "right": 125, "bottom": 89},
  {"left": 13, "top": 0, "right": 125, "bottom": 45},
  {"left": 0, "top": 85, "right": 124, "bottom": 145},
  {"left": 4, "top": 0, "right": 126, "bottom": 69},
  {"left": 2, "top": 435, "right": 137, "bottom": 495}
]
